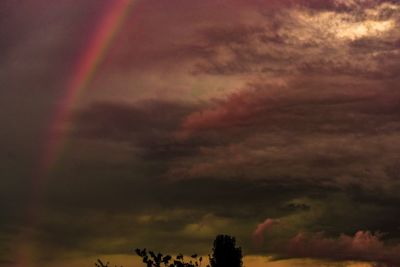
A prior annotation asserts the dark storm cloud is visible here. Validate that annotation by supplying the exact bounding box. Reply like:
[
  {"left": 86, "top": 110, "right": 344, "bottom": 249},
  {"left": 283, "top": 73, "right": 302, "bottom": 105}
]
[
  {"left": 169, "top": 80, "right": 400, "bottom": 194},
  {"left": 75, "top": 100, "right": 201, "bottom": 160},
  {"left": 35, "top": 178, "right": 334, "bottom": 258},
  {"left": 75, "top": 87, "right": 400, "bottom": 193},
  {"left": 48, "top": 0, "right": 400, "bottom": 265},
  {"left": 68, "top": 91, "right": 400, "bottom": 262},
  {"left": 4, "top": 0, "right": 400, "bottom": 266},
  {"left": 40, "top": 180, "right": 400, "bottom": 262}
]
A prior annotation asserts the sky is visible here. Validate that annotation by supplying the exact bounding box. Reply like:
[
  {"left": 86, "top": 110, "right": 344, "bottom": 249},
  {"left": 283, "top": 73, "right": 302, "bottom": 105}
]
[{"left": 1, "top": 0, "right": 400, "bottom": 266}]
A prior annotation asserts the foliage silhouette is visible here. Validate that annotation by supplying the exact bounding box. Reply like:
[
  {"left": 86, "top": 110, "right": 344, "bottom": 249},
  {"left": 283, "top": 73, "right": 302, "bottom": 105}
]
[
  {"left": 209, "top": 235, "right": 243, "bottom": 267},
  {"left": 135, "top": 248, "right": 203, "bottom": 267},
  {"left": 96, "top": 234, "right": 242, "bottom": 267}
]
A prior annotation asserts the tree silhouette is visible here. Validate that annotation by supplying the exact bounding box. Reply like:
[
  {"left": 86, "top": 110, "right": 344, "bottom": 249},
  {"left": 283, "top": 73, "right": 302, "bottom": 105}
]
[
  {"left": 135, "top": 248, "right": 203, "bottom": 267},
  {"left": 96, "top": 234, "right": 243, "bottom": 267},
  {"left": 209, "top": 235, "right": 243, "bottom": 267}
]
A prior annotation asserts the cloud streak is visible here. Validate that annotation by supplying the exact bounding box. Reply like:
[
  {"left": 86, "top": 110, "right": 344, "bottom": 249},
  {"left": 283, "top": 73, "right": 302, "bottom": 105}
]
[{"left": 284, "top": 231, "right": 400, "bottom": 266}]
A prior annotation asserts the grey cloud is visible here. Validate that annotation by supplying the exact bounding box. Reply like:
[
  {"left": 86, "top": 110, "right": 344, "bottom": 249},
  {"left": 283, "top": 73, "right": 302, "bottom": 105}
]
[
  {"left": 75, "top": 100, "right": 199, "bottom": 160},
  {"left": 184, "top": 1, "right": 400, "bottom": 79}
]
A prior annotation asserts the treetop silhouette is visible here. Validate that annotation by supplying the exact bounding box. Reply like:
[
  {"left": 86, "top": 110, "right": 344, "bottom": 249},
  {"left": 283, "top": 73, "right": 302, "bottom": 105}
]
[
  {"left": 97, "top": 234, "right": 242, "bottom": 267},
  {"left": 210, "top": 235, "right": 243, "bottom": 267}
]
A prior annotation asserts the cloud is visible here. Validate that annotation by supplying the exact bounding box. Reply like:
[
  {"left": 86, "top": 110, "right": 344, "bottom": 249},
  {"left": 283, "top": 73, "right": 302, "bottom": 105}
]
[
  {"left": 181, "top": 213, "right": 233, "bottom": 239},
  {"left": 283, "top": 231, "right": 400, "bottom": 266},
  {"left": 184, "top": 0, "right": 400, "bottom": 79},
  {"left": 253, "top": 218, "right": 280, "bottom": 248},
  {"left": 76, "top": 79, "right": 400, "bottom": 195},
  {"left": 167, "top": 81, "right": 400, "bottom": 195},
  {"left": 251, "top": 205, "right": 400, "bottom": 265},
  {"left": 75, "top": 100, "right": 198, "bottom": 160},
  {"left": 4, "top": 0, "right": 400, "bottom": 266}
]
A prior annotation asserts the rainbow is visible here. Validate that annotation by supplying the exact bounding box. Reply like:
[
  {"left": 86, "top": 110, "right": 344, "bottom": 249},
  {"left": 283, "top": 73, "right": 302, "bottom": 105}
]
[
  {"left": 40, "top": 0, "right": 134, "bottom": 176},
  {"left": 15, "top": 1, "right": 135, "bottom": 266}
]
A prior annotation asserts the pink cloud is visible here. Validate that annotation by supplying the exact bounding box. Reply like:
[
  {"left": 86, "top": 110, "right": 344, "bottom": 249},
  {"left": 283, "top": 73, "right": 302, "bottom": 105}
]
[
  {"left": 285, "top": 231, "right": 400, "bottom": 266},
  {"left": 179, "top": 87, "right": 278, "bottom": 138},
  {"left": 252, "top": 218, "right": 279, "bottom": 248}
]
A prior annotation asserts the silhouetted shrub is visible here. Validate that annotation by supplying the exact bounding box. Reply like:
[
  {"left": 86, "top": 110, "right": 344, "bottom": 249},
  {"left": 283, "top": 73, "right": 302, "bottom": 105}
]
[
  {"left": 135, "top": 248, "right": 202, "bottom": 267},
  {"left": 96, "top": 234, "right": 243, "bottom": 267}
]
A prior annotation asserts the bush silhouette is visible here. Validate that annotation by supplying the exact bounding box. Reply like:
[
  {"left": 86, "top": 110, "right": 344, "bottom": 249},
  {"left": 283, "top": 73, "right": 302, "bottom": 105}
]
[
  {"left": 97, "top": 234, "right": 242, "bottom": 267},
  {"left": 209, "top": 235, "right": 243, "bottom": 267},
  {"left": 135, "top": 248, "right": 203, "bottom": 267}
]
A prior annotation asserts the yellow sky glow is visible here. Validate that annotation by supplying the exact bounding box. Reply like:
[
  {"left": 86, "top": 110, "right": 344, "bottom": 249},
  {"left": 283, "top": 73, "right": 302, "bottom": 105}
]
[
  {"left": 40, "top": 255, "right": 375, "bottom": 267},
  {"left": 293, "top": 10, "right": 395, "bottom": 42},
  {"left": 336, "top": 19, "right": 395, "bottom": 40}
]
